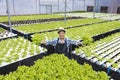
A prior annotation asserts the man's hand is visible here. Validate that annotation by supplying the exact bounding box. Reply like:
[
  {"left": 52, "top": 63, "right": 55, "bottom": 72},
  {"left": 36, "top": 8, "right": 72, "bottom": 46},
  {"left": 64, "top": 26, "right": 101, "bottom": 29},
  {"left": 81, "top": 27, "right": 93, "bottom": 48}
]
[
  {"left": 41, "top": 40, "right": 46, "bottom": 44},
  {"left": 77, "top": 40, "right": 83, "bottom": 46}
]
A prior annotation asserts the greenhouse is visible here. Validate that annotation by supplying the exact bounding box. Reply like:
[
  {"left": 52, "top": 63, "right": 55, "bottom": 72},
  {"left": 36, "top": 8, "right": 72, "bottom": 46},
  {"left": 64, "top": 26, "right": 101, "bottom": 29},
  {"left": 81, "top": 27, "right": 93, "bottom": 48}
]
[{"left": 0, "top": 0, "right": 120, "bottom": 80}]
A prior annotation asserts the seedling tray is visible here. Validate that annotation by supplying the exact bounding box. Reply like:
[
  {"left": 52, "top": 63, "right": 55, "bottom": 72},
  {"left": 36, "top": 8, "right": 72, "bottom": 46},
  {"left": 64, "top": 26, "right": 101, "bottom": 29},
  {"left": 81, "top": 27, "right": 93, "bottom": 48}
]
[{"left": 0, "top": 26, "right": 17, "bottom": 41}]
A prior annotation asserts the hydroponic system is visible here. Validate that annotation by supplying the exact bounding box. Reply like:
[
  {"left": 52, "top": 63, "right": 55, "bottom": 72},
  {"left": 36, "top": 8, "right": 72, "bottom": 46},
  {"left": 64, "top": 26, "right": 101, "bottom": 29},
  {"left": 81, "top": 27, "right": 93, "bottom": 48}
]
[{"left": 0, "top": 0, "right": 120, "bottom": 80}]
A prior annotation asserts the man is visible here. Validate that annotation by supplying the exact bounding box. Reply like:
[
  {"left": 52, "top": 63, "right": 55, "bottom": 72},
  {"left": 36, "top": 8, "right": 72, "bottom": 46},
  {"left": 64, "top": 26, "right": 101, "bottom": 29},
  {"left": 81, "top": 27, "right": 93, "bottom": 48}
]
[{"left": 41, "top": 28, "right": 82, "bottom": 56}]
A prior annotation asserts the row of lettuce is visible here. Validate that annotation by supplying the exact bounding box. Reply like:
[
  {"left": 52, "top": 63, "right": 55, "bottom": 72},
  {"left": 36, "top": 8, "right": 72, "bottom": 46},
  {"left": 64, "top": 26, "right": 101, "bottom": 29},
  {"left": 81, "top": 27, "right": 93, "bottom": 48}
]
[
  {"left": 13, "top": 18, "right": 102, "bottom": 33},
  {"left": 0, "top": 54, "right": 110, "bottom": 80},
  {"left": 32, "top": 21, "right": 120, "bottom": 45},
  {"left": 0, "top": 14, "right": 64, "bottom": 22}
]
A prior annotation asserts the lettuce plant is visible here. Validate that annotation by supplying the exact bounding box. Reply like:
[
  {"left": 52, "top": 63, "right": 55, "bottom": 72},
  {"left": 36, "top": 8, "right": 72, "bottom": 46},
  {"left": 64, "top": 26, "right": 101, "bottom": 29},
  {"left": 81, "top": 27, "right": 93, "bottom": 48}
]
[
  {"left": 32, "top": 34, "right": 45, "bottom": 45},
  {"left": 81, "top": 34, "right": 93, "bottom": 46}
]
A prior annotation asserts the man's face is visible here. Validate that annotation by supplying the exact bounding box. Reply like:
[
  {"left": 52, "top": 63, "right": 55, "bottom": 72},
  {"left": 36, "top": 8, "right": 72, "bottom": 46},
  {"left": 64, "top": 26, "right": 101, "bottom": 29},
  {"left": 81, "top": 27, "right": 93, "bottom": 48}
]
[{"left": 58, "top": 31, "right": 65, "bottom": 39}]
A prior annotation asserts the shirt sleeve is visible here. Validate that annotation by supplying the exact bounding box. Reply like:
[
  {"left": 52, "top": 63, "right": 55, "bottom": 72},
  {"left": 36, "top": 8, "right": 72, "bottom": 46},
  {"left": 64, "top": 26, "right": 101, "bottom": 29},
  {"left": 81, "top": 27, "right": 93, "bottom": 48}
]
[
  {"left": 69, "top": 39, "right": 82, "bottom": 46},
  {"left": 67, "top": 39, "right": 77, "bottom": 45},
  {"left": 46, "top": 39, "right": 56, "bottom": 46}
]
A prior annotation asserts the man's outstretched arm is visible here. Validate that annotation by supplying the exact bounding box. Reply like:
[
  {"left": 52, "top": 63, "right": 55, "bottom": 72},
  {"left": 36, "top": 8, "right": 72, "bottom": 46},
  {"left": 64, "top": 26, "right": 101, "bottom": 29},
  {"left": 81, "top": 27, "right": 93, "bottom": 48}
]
[
  {"left": 40, "top": 39, "right": 56, "bottom": 48},
  {"left": 68, "top": 39, "right": 83, "bottom": 46}
]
